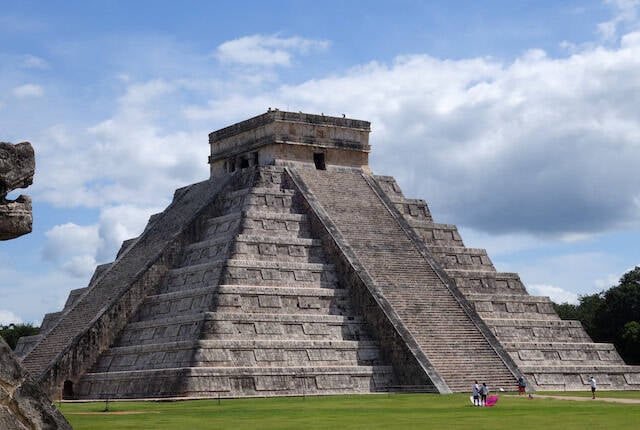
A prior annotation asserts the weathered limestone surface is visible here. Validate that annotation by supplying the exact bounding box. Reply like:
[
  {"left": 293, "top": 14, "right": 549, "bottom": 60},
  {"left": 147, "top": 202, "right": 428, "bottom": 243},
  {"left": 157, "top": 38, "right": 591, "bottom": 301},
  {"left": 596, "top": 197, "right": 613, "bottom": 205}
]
[
  {"left": 0, "top": 140, "right": 70, "bottom": 427},
  {"left": 0, "top": 339, "right": 71, "bottom": 429},
  {"left": 0, "top": 141, "right": 34, "bottom": 240}
]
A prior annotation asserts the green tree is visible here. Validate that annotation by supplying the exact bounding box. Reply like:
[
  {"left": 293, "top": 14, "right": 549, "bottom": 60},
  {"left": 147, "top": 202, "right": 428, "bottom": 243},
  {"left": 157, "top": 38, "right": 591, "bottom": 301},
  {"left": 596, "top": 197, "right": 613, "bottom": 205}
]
[
  {"left": 621, "top": 321, "right": 640, "bottom": 362},
  {"left": 0, "top": 323, "right": 39, "bottom": 350},
  {"left": 553, "top": 266, "right": 640, "bottom": 364},
  {"left": 553, "top": 302, "right": 578, "bottom": 320}
]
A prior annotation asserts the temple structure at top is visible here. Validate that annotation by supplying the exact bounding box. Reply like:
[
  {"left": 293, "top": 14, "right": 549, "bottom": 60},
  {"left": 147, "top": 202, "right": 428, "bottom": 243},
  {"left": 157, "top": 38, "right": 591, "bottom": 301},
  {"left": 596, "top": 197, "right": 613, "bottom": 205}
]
[{"left": 208, "top": 110, "right": 371, "bottom": 176}]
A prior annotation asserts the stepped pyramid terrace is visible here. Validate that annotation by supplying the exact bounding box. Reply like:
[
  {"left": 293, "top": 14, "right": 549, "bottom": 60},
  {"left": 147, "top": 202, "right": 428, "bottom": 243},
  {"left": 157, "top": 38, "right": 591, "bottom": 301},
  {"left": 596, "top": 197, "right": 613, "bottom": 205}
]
[{"left": 16, "top": 110, "right": 640, "bottom": 399}]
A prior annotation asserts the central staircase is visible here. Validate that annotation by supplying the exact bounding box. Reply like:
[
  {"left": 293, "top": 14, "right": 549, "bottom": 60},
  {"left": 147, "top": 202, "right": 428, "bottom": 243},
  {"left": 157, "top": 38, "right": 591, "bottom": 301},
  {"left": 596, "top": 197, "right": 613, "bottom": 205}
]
[{"left": 294, "top": 168, "right": 518, "bottom": 392}]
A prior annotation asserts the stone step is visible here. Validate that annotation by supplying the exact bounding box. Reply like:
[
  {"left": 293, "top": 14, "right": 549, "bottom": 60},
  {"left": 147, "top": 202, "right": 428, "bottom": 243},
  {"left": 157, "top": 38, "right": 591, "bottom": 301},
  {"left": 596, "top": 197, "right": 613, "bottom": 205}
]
[
  {"left": 427, "top": 246, "right": 495, "bottom": 271},
  {"left": 76, "top": 365, "right": 396, "bottom": 399},
  {"left": 405, "top": 221, "right": 465, "bottom": 247},
  {"left": 203, "top": 212, "right": 243, "bottom": 238},
  {"left": 219, "top": 187, "right": 300, "bottom": 214},
  {"left": 161, "top": 258, "right": 338, "bottom": 294},
  {"left": 63, "top": 287, "right": 89, "bottom": 309},
  {"left": 91, "top": 339, "right": 384, "bottom": 372},
  {"left": 465, "top": 293, "right": 559, "bottom": 321},
  {"left": 241, "top": 211, "right": 312, "bottom": 238},
  {"left": 181, "top": 234, "right": 236, "bottom": 266},
  {"left": 135, "top": 284, "right": 353, "bottom": 321},
  {"left": 118, "top": 312, "right": 373, "bottom": 346},
  {"left": 447, "top": 269, "right": 528, "bottom": 295},
  {"left": 223, "top": 259, "right": 338, "bottom": 288},
  {"left": 520, "top": 365, "right": 640, "bottom": 390},
  {"left": 485, "top": 318, "right": 592, "bottom": 342},
  {"left": 160, "top": 260, "right": 226, "bottom": 294},
  {"left": 231, "top": 234, "right": 326, "bottom": 263},
  {"left": 503, "top": 341, "right": 624, "bottom": 366},
  {"left": 13, "top": 334, "right": 43, "bottom": 358}
]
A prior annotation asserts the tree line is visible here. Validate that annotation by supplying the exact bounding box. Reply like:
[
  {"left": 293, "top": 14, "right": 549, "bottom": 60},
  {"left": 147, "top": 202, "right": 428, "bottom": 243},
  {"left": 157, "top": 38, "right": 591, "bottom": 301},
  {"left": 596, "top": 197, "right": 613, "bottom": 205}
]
[
  {"left": 0, "top": 323, "right": 39, "bottom": 350},
  {"left": 553, "top": 266, "right": 640, "bottom": 364}
]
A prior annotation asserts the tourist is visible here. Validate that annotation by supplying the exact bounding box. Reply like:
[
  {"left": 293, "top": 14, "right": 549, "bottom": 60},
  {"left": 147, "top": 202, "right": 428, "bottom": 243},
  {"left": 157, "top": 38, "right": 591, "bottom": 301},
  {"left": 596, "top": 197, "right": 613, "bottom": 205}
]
[
  {"left": 472, "top": 381, "right": 480, "bottom": 406},
  {"left": 480, "top": 383, "right": 488, "bottom": 406},
  {"left": 518, "top": 377, "right": 526, "bottom": 395},
  {"left": 589, "top": 376, "right": 597, "bottom": 399}
]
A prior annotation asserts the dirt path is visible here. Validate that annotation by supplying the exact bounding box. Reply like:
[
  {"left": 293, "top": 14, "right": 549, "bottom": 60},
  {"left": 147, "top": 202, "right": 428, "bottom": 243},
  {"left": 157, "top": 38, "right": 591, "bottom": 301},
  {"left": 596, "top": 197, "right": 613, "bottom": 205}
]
[{"left": 532, "top": 394, "right": 640, "bottom": 404}]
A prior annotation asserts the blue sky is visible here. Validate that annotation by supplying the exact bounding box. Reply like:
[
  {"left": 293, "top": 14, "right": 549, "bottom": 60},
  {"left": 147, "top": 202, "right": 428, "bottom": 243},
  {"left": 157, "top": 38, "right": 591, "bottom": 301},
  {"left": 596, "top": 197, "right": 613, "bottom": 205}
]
[{"left": 1, "top": 0, "right": 639, "bottom": 324}]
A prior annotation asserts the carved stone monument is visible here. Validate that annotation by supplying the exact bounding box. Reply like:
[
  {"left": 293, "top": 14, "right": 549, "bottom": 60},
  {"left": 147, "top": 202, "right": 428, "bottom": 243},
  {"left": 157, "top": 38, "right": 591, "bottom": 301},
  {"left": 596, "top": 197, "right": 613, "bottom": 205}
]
[
  {"left": 0, "top": 142, "right": 34, "bottom": 240},
  {"left": 17, "top": 112, "right": 640, "bottom": 399},
  {"left": 0, "top": 141, "right": 71, "bottom": 429}
]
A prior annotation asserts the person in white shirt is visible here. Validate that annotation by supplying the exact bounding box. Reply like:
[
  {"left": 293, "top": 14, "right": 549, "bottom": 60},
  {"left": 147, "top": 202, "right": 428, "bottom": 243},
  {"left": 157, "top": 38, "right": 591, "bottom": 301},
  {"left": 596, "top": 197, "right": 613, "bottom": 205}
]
[
  {"left": 472, "top": 381, "right": 480, "bottom": 406},
  {"left": 589, "top": 376, "right": 597, "bottom": 399}
]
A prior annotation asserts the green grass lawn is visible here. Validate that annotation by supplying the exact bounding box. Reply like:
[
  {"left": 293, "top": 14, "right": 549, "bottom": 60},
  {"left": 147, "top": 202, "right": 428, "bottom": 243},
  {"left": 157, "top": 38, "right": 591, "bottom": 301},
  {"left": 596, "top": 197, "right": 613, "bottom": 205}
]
[
  {"left": 59, "top": 393, "right": 640, "bottom": 430},
  {"left": 537, "top": 390, "right": 640, "bottom": 399}
]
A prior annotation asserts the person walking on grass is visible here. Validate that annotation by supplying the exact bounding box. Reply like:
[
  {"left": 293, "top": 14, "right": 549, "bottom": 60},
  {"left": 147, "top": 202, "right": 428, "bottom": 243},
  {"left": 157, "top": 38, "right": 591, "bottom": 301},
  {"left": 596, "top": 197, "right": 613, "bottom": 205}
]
[
  {"left": 472, "top": 381, "right": 480, "bottom": 406},
  {"left": 589, "top": 376, "right": 597, "bottom": 399}
]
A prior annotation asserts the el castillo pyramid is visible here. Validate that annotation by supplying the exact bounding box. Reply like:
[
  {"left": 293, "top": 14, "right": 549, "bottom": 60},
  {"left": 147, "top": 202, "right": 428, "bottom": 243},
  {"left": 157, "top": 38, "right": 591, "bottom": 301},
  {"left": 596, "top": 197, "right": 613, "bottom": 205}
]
[{"left": 16, "top": 110, "right": 640, "bottom": 399}]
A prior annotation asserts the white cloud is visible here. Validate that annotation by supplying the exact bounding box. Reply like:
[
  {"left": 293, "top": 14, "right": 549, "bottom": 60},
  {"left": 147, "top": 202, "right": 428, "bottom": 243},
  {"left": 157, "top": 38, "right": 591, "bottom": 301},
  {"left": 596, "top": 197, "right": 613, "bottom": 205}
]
[
  {"left": 216, "top": 34, "right": 330, "bottom": 66},
  {"left": 193, "top": 33, "right": 640, "bottom": 237},
  {"left": 96, "top": 204, "right": 162, "bottom": 262},
  {"left": 21, "top": 54, "right": 49, "bottom": 69},
  {"left": 502, "top": 252, "right": 623, "bottom": 300},
  {"left": 458, "top": 227, "right": 548, "bottom": 257},
  {"left": 0, "top": 310, "right": 23, "bottom": 325},
  {"left": 61, "top": 255, "right": 97, "bottom": 279},
  {"left": 594, "top": 273, "right": 620, "bottom": 289},
  {"left": 12, "top": 83, "right": 44, "bottom": 98},
  {"left": 528, "top": 284, "right": 579, "bottom": 304},
  {"left": 28, "top": 28, "right": 640, "bottom": 241},
  {"left": 43, "top": 223, "right": 100, "bottom": 264},
  {"left": 42, "top": 223, "right": 100, "bottom": 278},
  {"left": 598, "top": 0, "right": 640, "bottom": 42},
  {"left": 0, "top": 263, "right": 82, "bottom": 325}
]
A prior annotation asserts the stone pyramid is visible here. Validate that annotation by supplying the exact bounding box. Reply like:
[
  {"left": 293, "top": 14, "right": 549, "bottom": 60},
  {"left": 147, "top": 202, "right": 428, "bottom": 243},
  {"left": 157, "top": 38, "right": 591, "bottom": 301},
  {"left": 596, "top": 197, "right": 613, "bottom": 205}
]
[{"left": 17, "top": 111, "right": 640, "bottom": 399}]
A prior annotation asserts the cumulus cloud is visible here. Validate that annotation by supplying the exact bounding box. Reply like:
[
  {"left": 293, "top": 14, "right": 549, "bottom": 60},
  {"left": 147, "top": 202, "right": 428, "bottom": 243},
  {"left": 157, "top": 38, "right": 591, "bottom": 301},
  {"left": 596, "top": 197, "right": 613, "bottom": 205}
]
[
  {"left": 42, "top": 223, "right": 100, "bottom": 278},
  {"left": 43, "top": 223, "right": 100, "bottom": 263},
  {"left": 12, "top": 83, "right": 44, "bottom": 98},
  {"left": 528, "top": 284, "right": 579, "bottom": 304},
  {"left": 502, "top": 251, "right": 623, "bottom": 300},
  {"left": 33, "top": 79, "right": 210, "bottom": 209},
  {"left": 192, "top": 34, "right": 640, "bottom": 237},
  {"left": 0, "top": 263, "right": 82, "bottom": 324},
  {"left": 216, "top": 34, "right": 330, "bottom": 66},
  {"left": 598, "top": 0, "right": 640, "bottom": 41},
  {"left": 30, "top": 28, "right": 640, "bottom": 242},
  {"left": 96, "top": 204, "right": 162, "bottom": 261},
  {"left": 0, "top": 310, "right": 23, "bottom": 325},
  {"left": 40, "top": 204, "right": 165, "bottom": 279}
]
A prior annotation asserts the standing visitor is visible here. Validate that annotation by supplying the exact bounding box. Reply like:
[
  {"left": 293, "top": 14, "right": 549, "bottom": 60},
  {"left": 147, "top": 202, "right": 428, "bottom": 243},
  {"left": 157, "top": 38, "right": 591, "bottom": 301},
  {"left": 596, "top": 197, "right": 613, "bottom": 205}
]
[
  {"left": 472, "top": 381, "right": 480, "bottom": 406},
  {"left": 480, "top": 383, "right": 489, "bottom": 406},
  {"left": 589, "top": 376, "right": 597, "bottom": 399},
  {"left": 518, "top": 377, "right": 526, "bottom": 395}
]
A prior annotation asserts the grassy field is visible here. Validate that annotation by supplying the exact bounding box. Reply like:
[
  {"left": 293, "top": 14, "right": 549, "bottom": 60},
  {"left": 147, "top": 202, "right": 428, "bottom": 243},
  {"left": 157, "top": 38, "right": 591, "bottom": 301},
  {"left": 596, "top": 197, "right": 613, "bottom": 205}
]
[{"left": 59, "top": 392, "right": 640, "bottom": 430}]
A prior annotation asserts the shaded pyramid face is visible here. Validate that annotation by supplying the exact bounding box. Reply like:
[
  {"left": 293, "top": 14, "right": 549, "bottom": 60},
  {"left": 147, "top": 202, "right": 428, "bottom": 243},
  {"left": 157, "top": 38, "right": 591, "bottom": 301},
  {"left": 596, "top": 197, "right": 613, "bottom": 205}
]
[{"left": 17, "top": 111, "right": 640, "bottom": 399}]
